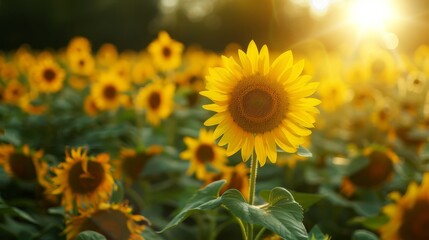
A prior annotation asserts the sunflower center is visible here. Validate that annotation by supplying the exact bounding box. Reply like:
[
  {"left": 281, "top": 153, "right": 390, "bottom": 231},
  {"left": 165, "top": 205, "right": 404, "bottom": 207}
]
[
  {"left": 80, "top": 209, "right": 131, "bottom": 240},
  {"left": 148, "top": 92, "right": 161, "bottom": 110},
  {"left": 68, "top": 161, "right": 105, "bottom": 194},
  {"left": 9, "top": 153, "right": 37, "bottom": 181},
  {"left": 122, "top": 153, "right": 152, "bottom": 180},
  {"left": 79, "top": 59, "right": 85, "bottom": 67},
  {"left": 229, "top": 75, "right": 287, "bottom": 133},
  {"left": 399, "top": 199, "right": 429, "bottom": 240},
  {"left": 162, "top": 47, "right": 172, "bottom": 58},
  {"left": 195, "top": 144, "right": 215, "bottom": 163},
  {"left": 349, "top": 151, "right": 393, "bottom": 188},
  {"left": 43, "top": 68, "right": 56, "bottom": 82},
  {"left": 103, "top": 85, "right": 117, "bottom": 100}
]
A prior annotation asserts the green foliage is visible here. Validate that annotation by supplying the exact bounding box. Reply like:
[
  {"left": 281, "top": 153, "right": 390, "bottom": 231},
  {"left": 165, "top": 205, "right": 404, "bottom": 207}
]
[
  {"left": 0, "top": 201, "right": 36, "bottom": 224},
  {"left": 221, "top": 188, "right": 307, "bottom": 240},
  {"left": 76, "top": 231, "right": 107, "bottom": 240},
  {"left": 352, "top": 230, "right": 379, "bottom": 240},
  {"left": 159, "top": 180, "right": 226, "bottom": 233}
]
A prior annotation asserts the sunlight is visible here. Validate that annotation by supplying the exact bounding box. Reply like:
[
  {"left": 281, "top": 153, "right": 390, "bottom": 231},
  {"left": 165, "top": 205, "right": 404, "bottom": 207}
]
[{"left": 348, "top": 0, "right": 396, "bottom": 31}]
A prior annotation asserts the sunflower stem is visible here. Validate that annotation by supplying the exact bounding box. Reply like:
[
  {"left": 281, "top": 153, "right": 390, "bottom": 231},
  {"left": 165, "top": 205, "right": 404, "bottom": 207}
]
[{"left": 247, "top": 150, "right": 258, "bottom": 240}]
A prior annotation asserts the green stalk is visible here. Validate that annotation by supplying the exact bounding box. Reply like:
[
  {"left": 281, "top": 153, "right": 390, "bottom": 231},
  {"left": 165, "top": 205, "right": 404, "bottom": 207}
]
[{"left": 247, "top": 151, "right": 258, "bottom": 239}]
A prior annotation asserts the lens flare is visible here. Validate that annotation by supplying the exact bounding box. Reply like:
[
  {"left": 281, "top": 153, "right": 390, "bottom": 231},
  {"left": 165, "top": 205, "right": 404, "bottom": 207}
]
[{"left": 348, "top": 0, "right": 395, "bottom": 31}]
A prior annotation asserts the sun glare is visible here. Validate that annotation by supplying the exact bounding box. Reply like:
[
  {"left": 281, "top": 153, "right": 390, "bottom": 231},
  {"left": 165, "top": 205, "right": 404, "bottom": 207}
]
[{"left": 349, "top": 0, "right": 395, "bottom": 31}]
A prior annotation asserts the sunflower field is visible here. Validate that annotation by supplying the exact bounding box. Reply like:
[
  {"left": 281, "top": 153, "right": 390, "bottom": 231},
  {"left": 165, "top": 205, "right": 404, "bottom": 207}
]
[{"left": 1, "top": 1, "right": 429, "bottom": 240}]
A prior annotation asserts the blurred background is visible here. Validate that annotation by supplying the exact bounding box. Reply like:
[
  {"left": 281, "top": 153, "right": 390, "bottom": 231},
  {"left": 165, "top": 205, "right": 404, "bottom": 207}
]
[{"left": 1, "top": 0, "right": 429, "bottom": 52}]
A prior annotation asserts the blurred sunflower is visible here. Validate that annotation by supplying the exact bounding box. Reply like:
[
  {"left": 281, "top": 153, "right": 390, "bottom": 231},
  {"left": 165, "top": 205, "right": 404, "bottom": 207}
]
[
  {"left": 180, "top": 128, "right": 227, "bottom": 180},
  {"left": 0, "top": 62, "right": 18, "bottom": 81},
  {"left": 0, "top": 144, "right": 49, "bottom": 186},
  {"left": 30, "top": 59, "right": 65, "bottom": 93},
  {"left": 204, "top": 163, "right": 249, "bottom": 199},
  {"left": 148, "top": 31, "right": 184, "bottom": 71},
  {"left": 52, "top": 147, "right": 115, "bottom": 211},
  {"left": 19, "top": 91, "right": 48, "bottom": 115},
  {"left": 14, "top": 46, "right": 36, "bottom": 74},
  {"left": 83, "top": 95, "right": 100, "bottom": 117},
  {"left": 341, "top": 146, "right": 399, "bottom": 197},
  {"left": 96, "top": 43, "right": 118, "bottom": 67},
  {"left": 318, "top": 79, "right": 349, "bottom": 112},
  {"left": 380, "top": 173, "right": 429, "bottom": 240},
  {"left": 135, "top": 80, "right": 175, "bottom": 126},
  {"left": 91, "top": 73, "right": 129, "bottom": 111},
  {"left": 65, "top": 202, "right": 148, "bottom": 240},
  {"left": 414, "top": 44, "right": 429, "bottom": 75},
  {"left": 68, "top": 52, "right": 95, "bottom": 77},
  {"left": 201, "top": 41, "right": 320, "bottom": 166},
  {"left": 3, "top": 79, "right": 26, "bottom": 104},
  {"left": 131, "top": 53, "right": 156, "bottom": 84},
  {"left": 362, "top": 46, "right": 398, "bottom": 85},
  {"left": 66, "top": 36, "right": 91, "bottom": 57},
  {"left": 114, "top": 145, "right": 163, "bottom": 185}
]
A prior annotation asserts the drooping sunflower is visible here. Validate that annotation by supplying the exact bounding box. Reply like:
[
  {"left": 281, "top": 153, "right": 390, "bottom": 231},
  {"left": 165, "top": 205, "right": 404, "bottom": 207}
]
[
  {"left": 380, "top": 173, "right": 429, "bottom": 240},
  {"left": 29, "top": 59, "right": 65, "bottom": 93},
  {"left": 65, "top": 202, "right": 148, "bottom": 240},
  {"left": 114, "top": 145, "right": 163, "bottom": 185},
  {"left": 51, "top": 147, "right": 115, "bottom": 211},
  {"left": 0, "top": 144, "right": 49, "bottom": 186},
  {"left": 148, "top": 31, "right": 184, "bottom": 71},
  {"left": 180, "top": 128, "right": 227, "bottom": 180},
  {"left": 3, "top": 79, "right": 26, "bottom": 104},
  {"left": 201, "top": 41, "right": 320, "bottom": 166},
  {"left": 134, "top": 80, "right": 175, "bottom": 126},
  {"left": 203, "top": 163, "right": 249, "bottom": 199},
  {"left": 341, "top": 146, "right": 399, "bottom": 197},
  {"left": 91, "top": 73, "right": 129, "bottom": 111},
  {"left": 83, "top": 95, "right": 100, "bottom": 117}
]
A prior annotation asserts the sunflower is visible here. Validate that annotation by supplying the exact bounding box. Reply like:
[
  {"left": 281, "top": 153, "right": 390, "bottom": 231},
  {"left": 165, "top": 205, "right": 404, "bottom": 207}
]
[
  {"left": 67, "top": 36, "right": 91, "bottom": 57},
  {"left": 51, "top": 147, "right": 115, "bottom": 211},
  {"left": 83, "top": 95, "right": 100, "bottom": 116},
  {"left": 65, "top": 202, "right": 148, "bottom": 240},
  {"left": 3, "top": 79, "right": 26, "bottom": 104},
  {"left": 380, "top": 173, "right": 429, "bottom": 240},
  {"left": 131, "top": 53, "right": 156, "bottom": 84},
  {"left": 203, "top": 163, "right": 249, "bottom": 199},
  {"left": 19, "top": 91, "right": 48, "bottom": 115},
  {"left": 68, "top": 52, "right": 95, "bottom": 77},
  {"left": 96, "top": 43, "right": 118, "bottom": 67},
  {"left": 91, "top": 73, "right": 129, "bottom": 111},
  {"left": 180, "top": 128, "right": 227, "bottom": 180},
  {"left": 201, "top": 41, "right": 320, "bottom": 166},
  {"left": 318, "top": 79, "right": 349, "bottom": 112},
  {"left": 148, "top": 31, "right": 184, "bottom": 71},
  {"left": 0, "top": 144, "right": 49, "bottom": 186},
  {"left": 341, "top": 146, "right": 399, "bottom": 197},
  {"left": 114, "top": 145, "right": 163, "bottom": 185},
  {"left": 134, "top": 80, "right": 175, "bottom": 126},
  {"left": 30, "top": 59, "right": 65, "bottom": 93}
]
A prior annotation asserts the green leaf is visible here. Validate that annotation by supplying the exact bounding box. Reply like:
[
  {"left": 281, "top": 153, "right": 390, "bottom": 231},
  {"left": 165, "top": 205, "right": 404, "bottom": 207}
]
[
  {"left": 350, "top": 215, "right": 389, "bottom": 231},
  {"left": 260, "top": 190, "right": 324, "bottom": 211},
  {"left": 142, "top": 227, "right": 166, "bottom": 240},
  {"left": 297, "top": 145, "right": 312, "bottom": 157},
  {"left": 222, "top": 187, "right": 307, "bottom": 240},
  {"left": 352, "top": 230, "right": 379, "bottom": 240},
  {"left": 0, "top": 204, "right": 37, "bottom": 224},
  {"left": 76, "top": 231, "right": 107, "bottom": 240},
  {"left": 309, "top": 225, "right": 326, "bottom": 240},
  {"left": 110, "top": 181, "right": 124, "bottom": 203},
  {"left": 158, "top": 180, "right": 226, "bottom": 233}
]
